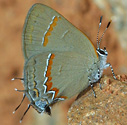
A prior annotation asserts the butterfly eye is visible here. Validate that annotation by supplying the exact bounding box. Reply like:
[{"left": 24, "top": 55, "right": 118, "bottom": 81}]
[{"left": 100, "top": 50, "right": 105, "bottom": 55}]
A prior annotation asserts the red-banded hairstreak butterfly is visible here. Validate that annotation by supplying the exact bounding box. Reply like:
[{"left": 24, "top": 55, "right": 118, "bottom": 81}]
[{"left": 12, "top": 3, "right": 116, "bottom": 122}]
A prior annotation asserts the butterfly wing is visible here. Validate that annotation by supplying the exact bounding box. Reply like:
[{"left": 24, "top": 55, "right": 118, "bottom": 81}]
[
  {"left": 22, "top": 3, "right": 99, "bottom": 114},
  {"left": 22, "top": 3, "right": 97, "bottom": 61},
  {"left": 24, "top": 52, "right": 92, "bottom": 104}
]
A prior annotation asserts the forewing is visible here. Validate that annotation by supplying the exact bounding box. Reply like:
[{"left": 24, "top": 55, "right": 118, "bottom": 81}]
[{"left": 22, "top": 3, "right": 97, "bottom": 61}]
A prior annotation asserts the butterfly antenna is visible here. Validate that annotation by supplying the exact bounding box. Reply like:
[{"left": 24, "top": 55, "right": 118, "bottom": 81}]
[
  {"left": 11, "top": 78, "right": 24, "bottom": 81},
  {"left": 97, "top": 16, "right": 103, "bottom": 49},
  {"left": 98, "top": 19, "right": 112, "bottom": 48},
  {"left": 13, "top": 93, "right": 26, "bottom": 114},
  {"left": 20, "top": 104, "right": 31, "bottom": 123}
]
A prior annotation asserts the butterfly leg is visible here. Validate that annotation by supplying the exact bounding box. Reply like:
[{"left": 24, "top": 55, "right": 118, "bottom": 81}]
[
  {"left": 97, "top": 68, "right": 102, "bottom": 90},
  {"left": 105, "top": 63, "right": 116, "bottom": 79},
  {"left": 88, "top": 76, "right": 96, "bottom": 98}
]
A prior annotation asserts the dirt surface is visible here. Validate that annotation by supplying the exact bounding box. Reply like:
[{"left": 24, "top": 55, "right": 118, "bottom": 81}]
[
  {"left": 0, "top": 0, "right": 127, "bottom": 125},
  {"left": 68, "top": 75, "right": 127, "bottom": 125}
]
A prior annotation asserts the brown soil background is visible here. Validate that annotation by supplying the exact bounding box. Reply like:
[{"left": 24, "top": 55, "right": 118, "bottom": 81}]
[{"left": 0, "top": 0, "right": 127, "bottom": 125}]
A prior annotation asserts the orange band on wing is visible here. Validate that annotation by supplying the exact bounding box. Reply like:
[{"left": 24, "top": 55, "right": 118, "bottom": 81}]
[
  {"left": 45, "top": 54, "right": 55, "bottom": 77},
  {"left": 45, "top": 53, "right": 55, "bottom": 92},
  {"left": 50, "top": 54, "right": 55, "bottom": 59},
  {"left": 46, "top": 82, "right": 53, "bottom": 92},
  {"left": 47, "top": 77, "right": 52, "bottom": 82},
  {"left": 51, "top": 88, "right": 59, "bottom": 98},
  {"left": 42, "top": 16, "right": 61, "bottom": 47}
]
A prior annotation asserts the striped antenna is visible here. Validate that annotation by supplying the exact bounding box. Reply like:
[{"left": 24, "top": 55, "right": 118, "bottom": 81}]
[
  {"left": 97, "top": 16, "right": 103, "bottom": 49},
  {"left": 98, "top": 19, "right": 112, "bottom": 48}
]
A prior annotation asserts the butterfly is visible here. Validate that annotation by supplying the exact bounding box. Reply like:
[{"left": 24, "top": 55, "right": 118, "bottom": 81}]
[{"left": 12, "top": 3, "right": 116, "bottom": 122}]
